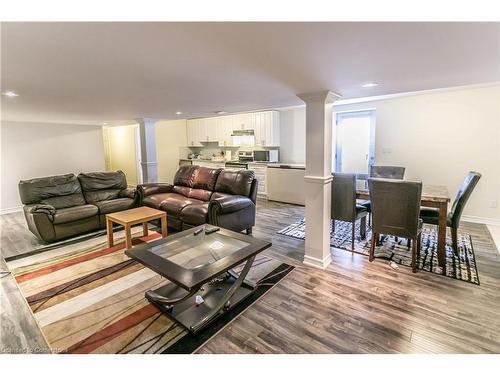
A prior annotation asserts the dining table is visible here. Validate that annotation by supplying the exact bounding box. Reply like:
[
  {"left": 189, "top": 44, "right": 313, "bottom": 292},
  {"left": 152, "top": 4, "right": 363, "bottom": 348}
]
[{"left": 356, "top": 184, "right": 451, "bottom": 272}]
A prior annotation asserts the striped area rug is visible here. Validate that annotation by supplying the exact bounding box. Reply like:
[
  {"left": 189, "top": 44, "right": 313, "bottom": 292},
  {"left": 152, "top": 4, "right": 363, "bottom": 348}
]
[
  {"left": 278, "top": 219, "right": 479, "bottom": 284},
  {"left": 6, "top": 228, "right": 292, "bottom": 354}
]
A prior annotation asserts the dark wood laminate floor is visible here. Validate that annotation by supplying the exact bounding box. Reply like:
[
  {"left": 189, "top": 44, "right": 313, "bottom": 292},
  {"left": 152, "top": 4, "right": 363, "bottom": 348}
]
[{"left": 1, "top": 200, "right": 499, "bottom": 354}]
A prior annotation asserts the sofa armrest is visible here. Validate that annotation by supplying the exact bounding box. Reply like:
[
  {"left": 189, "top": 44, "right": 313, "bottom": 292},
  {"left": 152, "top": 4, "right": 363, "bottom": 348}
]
[
  {"left": 24, "top": 203, "right": 56, "bottom": 216},
  {"left": 23, "top": 204, "right": 57, "bottom": 242},
  {"left": 209, "top": 195, "right": 253, "bottom": 215},
  {"left": 119, "top": 188, "right": 137, "bottom": 199}
]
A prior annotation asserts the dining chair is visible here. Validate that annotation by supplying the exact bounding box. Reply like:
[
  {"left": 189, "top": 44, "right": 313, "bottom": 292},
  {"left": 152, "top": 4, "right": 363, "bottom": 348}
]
[
  {"left": 362, "top": 165, "right": 406, "bottom": 226},
  {"left": 368, "top": 178, "right": 423, "bottom": 273},
  {"left": 331, "top": 173, "right": 369, "bottom": 251},
  {"left": 420, "top": 171, "right": 481, "bottom": 256},
  {"left": 370, "top": 165, "right": 406, "bottom": 179}
]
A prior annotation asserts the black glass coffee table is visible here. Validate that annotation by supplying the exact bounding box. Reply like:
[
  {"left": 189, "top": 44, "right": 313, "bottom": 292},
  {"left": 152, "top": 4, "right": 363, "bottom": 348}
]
[{"left": 125, "top": 225, "right": 271, "bottom": 333}]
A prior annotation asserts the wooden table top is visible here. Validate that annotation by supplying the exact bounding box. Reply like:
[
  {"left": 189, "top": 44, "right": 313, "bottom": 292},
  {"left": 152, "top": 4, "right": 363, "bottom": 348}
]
[
  {"left": 357, "top": 184, "right": 451, "bottom": 203},
  {"left": 106, "top": 206, "right": 166, "bottom": 224}
]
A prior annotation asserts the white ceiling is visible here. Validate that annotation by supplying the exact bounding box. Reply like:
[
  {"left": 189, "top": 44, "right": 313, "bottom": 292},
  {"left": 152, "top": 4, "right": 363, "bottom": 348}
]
[{"left": 1, "top": 22, "right": 499, "bottom": 124}]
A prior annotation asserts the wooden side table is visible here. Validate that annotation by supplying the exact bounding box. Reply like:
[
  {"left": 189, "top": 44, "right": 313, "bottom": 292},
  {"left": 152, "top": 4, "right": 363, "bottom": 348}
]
[{"left": 106, "top": 206, "right": 167, "bottom": 249}]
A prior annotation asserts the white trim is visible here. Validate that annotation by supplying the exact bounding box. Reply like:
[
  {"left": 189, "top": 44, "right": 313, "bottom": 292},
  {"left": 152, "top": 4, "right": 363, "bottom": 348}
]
[
  {"left": 461, "top": 215, "right": 500, "bottom": 226},
  {"left": 332, "top": 82, "right": 499, "bottom": 106},
  {"left": 0, "top": 206, "right": 23, "bottom": 215},
  {"left": 303, "top": 175, "right": 333, "bottom": 184},
  {"left": 274, "top": 82, "right": 499, "bottom": 112},
  {"left": 303, "top": 253, "right": 332, "bottom": 270},
  {"left": 297, "top": 90, "right": 342, "bottom": 104}
]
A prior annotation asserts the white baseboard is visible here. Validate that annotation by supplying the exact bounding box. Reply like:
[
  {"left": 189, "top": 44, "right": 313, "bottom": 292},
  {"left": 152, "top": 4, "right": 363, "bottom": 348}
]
[
  {"left": 303, "top": 253, "right": 332, "bottom": 270},
  {"left": 461, "top": 215, "right": 500, "bottom": 226},
  {"left": 0, "top": 206, "right": 23, "bottom": 215}
]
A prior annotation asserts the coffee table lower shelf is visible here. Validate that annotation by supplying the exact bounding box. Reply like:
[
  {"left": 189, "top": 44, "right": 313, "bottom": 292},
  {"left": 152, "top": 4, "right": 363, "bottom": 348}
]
[{"left": 146, "top": 273, "right": 256, "bottom": 333}]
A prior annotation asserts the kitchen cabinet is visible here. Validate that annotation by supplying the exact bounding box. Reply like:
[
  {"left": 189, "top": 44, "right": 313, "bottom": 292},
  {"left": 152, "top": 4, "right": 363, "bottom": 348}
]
[
  {"left": 186, "top": 119, "right": 203, "bottom": 147},
  {"left": 232, "top": 113, "right": 254, "bottom": 131},
  {"left": 248, "top": 162, "right": 268, "bottom": 197},
  {"left": 253, "top": 111, "right": 280, "bottom": 147},
  {"left": 267, "top": 165, "right": 305, "bottom": 205},
  {"left": 187, "top": 110, "right": 280, "bottom": 148},
  {"left": 200, "top": 117, "right": 218, "bottom": 143},
  {"left": 217, "top": 116, "right": 235, "bottom": 147}
]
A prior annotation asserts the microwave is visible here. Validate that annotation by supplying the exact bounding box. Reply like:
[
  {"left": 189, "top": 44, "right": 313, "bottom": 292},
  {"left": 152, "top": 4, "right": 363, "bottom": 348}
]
[{"left": 253, "top": 150, "right": 279, "bottom": 162}]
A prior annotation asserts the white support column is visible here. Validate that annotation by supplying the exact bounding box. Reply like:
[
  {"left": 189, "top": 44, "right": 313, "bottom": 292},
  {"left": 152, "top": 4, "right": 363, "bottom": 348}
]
[
  {"left": 297, "top": 91, "right": 341, "bottom": 269},
  {"left": 136, "top": 118, "right": 159, "bottom": 183}
]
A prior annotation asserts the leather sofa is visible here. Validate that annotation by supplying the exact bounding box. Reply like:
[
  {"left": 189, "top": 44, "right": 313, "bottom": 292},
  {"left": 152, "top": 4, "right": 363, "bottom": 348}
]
[
  {"left": 19, "top": 171, "right": 138, "bottom": 243},
  {"left": 138, "top": 165, "right": 257, "bottom": 233}
]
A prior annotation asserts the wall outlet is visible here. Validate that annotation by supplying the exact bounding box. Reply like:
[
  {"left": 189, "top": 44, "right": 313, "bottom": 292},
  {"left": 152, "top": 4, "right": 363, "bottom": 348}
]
[
  {"left": 490, "top": 201, "right": 498, "bottom": 209},
  {"left": 382, "top": 148, "right": 392, "bottom": 154}
]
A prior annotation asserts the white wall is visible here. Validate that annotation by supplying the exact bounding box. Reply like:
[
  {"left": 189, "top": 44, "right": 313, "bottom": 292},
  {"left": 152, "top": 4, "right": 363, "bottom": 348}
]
[
  {"left": 278, "top": 84, "right": 500, "bottom": 223},
  {"left": 103, "top": 125, "right": 139, "bottom": 186},
  {"left": 1, "top": 121, "right": 105, "bottom": 211},
  {"left": 155, "top": 119, "right": 188, "bottom": 184}
]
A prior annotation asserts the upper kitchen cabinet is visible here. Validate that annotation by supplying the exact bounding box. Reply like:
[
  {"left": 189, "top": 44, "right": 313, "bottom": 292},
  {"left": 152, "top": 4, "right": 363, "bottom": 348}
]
[
  {"left": 186, "top": 119, "right": 203, "bottom": 147},
  {"left": 217, "top": 115, "right": 235, "bottom": 147},
  {"left": 187, "top": 110, "right": 280, "bottom": 148},
  {"left": 232, "top": 113, "right": 254, "bottom": 131},
  {"left": 254, "top": 111, "right": 280, "bottom": 147},
  {"left": 202, "top": 117, "right": 218, "bottom": 142}
]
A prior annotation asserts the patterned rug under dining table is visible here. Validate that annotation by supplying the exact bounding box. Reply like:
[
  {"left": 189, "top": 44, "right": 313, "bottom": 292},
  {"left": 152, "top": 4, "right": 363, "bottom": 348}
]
[{"left": 357, "top": 184, "right": 450, "bottom": 273}]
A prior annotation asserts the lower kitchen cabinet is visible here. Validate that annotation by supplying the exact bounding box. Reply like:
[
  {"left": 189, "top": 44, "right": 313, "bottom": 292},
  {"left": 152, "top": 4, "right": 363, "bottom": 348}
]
[{"left": 247, "top": 163, "right": 267, "bottom": 198}]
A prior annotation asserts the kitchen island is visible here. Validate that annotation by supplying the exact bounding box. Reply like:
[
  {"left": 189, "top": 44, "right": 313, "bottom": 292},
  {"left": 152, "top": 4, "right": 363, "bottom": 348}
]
[{"left": 267, "top": 164, "right": 306, "bottom": 205}]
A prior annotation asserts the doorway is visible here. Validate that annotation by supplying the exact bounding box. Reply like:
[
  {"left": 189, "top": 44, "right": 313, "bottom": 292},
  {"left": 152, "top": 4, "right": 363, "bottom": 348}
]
[
  {"left": 334, "top": 110, "right": 376, "bottom": 182},
  {"left": 102, "top": 124, "right": 142, "bottom": 186}
]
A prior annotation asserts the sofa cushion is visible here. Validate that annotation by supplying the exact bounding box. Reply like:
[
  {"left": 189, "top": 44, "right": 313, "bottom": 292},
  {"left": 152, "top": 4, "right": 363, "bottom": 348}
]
[
  {"left": 52, "top": 204, "right": 98, "bottom": 224},
  {"left": 180, "top": 202, "right": 209, "bottom": 226},
  {"left": 214, "top": 170, "right": 255, "bottom": 197},
  {"left": 143, "top": 193, "right": 172, "bottom": 209},
  {"left": 158, "top": 193, "right": 204, "bottom": 216},
  {"left": 18, "top": 173, "right": 84, "bottom": 205},
  {"left": 93, "top": 198, "right": 136, "bottom": 215},
  {"left": 173, "top": 185, "right": 213, "bottom": 202},
  {"left": 40, "top": 194, "right": 86, "bottom": 209},
  {"left": 173, "top": 186, "right": 191, "bottom": 197},
  {"left": 188, "top": 188, "right": 213, "bottom": 202},
  {"left": 173, "top": 165, "right": 199, "bottom": 188},
  {"left": 77, "top": 171, "right": 128, "bottom": 203},
  {"left": 193, "top": 167, "right": 222, "bottom": 190}
]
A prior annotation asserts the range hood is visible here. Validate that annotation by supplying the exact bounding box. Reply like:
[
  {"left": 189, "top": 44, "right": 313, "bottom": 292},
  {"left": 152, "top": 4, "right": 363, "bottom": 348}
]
[
  {"left": 231, "top": 129, "right": 255, "bottom": 147},
  {"left": 231, "top": 129, "right": 255, "bottom": 136}
]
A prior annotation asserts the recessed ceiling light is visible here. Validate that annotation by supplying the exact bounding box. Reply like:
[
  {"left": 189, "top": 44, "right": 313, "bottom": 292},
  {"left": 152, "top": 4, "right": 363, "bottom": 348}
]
[
  {"left": 175, "top": 111, "right": 182, "bottom": 115},
  {"left": 103, "top": 122, "right": 108, "bottom": 125},
  {"left": 361, "top": 82, "right": 378, "bottom": 88},
  {"left": 2, "top": 91, "right": 19, "bottom": 97},
  {"left": 213, "top": 111, "right": 227, "bottom": 115}
]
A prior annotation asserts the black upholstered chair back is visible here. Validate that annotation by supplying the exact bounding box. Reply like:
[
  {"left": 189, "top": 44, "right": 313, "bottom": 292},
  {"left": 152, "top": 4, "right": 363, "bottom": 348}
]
[
  {"left": 331, "top": 173, "right": 357, "bottom": 222},
  {"left": 368, "top": 178, "right": 422, "bottom": 238},
  {"left": 449, "top": 171, "right": 481, "bottom": 228},
  {"left": 370, "top": 165, "right": 406, "bottom": 180}
]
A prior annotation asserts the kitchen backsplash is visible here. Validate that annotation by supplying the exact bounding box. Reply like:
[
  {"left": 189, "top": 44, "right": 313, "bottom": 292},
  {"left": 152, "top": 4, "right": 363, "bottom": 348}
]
[{"left": 180, "top": 143, "right": 279, "bottom": 160}]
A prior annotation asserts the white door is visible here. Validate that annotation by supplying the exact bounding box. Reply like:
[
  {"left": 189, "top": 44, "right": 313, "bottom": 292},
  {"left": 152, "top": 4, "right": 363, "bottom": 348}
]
[{"left": 334, "top": 110, "right": 375, "bottom": 180}]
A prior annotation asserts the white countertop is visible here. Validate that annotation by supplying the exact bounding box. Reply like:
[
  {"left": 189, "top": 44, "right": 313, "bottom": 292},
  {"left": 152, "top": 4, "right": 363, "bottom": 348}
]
[
  {"left": 181, "top": 159, "right": 279, "bottom": 165},
  {"left": 267, "top": 163, "right": 305, "bottom": 169}
]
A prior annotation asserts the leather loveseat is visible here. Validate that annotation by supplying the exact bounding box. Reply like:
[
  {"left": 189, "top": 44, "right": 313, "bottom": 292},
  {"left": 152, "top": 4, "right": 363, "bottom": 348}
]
[
  {"left": 19, "top": 171, "right": 138, "bottom": 243},
  {"left": 138, "top": 165, "right": 257, "bottom": 234}
]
